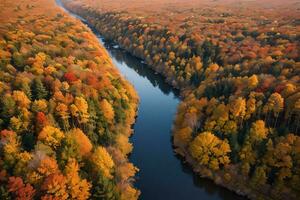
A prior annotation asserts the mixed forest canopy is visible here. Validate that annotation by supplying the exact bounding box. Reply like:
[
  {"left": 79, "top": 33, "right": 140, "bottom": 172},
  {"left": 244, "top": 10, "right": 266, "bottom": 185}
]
[
  {"left": 0, "top": 0, "right": 140, "bottom": 199},
  {"left": 61, "top": 0, "right": 300, "bottom": 199}
]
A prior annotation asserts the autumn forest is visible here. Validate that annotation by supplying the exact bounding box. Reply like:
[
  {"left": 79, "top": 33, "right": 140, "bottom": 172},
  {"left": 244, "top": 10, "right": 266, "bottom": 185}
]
[{"left": 0, "top": 0, "right": 299, "bottom": 200}]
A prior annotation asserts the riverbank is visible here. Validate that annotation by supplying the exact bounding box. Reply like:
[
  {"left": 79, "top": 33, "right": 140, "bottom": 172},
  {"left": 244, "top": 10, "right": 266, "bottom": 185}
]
[{"left": 0, "top": 0, "right": 140, "bottom": 199}]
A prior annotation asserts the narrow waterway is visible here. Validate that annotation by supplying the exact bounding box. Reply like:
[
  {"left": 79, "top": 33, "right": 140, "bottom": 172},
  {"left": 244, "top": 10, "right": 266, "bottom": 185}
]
[{"left": 57, "top": 1, "right": 244, "bottom": 199}]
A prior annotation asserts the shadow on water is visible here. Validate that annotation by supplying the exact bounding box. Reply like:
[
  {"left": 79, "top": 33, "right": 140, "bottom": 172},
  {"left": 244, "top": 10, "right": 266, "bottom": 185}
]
[
  {"left": 105, "top": 45, "right": 180, "bottom": 97},
  {"left": 56, "top": 1, "right": 246, "bottom": 199}
]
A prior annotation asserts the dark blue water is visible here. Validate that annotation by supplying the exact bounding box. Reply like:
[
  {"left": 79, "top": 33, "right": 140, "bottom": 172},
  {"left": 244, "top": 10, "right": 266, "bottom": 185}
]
[{"left": 57, "top": 1, "right": 245, "bottom": 199}]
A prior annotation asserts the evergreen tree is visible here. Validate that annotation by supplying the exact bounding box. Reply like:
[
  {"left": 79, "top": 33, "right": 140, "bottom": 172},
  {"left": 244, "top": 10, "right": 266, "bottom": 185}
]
[
  {"left": 31, "top": 78, "right": 48, "bottom": 100},
  {"left": 0, "top": 96, "right": 16, "bottom": 128}
]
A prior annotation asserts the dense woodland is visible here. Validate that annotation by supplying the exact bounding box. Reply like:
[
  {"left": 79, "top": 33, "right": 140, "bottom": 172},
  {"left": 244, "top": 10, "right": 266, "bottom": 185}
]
[
  {"left": 0, "top": 0, "right": 140, "bottom": 199},
  {"left": 62, "top": 0, "right": 300, "bottom": 199}
]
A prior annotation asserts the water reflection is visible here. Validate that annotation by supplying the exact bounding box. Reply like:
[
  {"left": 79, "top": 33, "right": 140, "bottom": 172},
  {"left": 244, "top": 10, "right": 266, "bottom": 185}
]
[{"left": 104, "top": 44, "right": 180, "bottom": 97}]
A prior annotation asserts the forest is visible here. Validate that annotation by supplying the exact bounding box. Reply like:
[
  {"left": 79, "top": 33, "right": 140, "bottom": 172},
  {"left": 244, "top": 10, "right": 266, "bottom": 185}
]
[
  {"left": 0, "top": 0, "right": 140, "bottom": 199},
  {"left": 61, "top": 0, "right": 300, "bottom": 199}
]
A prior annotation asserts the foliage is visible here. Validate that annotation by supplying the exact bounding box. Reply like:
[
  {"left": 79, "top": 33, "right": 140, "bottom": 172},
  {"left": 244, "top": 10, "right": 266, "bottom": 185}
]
[
  {"left": 0, "top": 0, "right": 139, "bottom": 199},
  {"left": 62, "top": 0, "right": 300, "bottom": 198}
]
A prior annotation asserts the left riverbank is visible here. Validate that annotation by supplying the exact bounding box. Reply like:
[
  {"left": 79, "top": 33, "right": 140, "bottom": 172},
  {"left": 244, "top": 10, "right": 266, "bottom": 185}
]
[{"left": 0, "top": 0, "right": 139, "bottom": 199}]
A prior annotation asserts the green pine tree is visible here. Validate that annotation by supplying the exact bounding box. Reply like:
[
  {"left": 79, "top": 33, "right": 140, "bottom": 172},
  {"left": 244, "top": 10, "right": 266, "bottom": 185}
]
[{"left": 31, "top": 78, "right": 48, "bottom": 100}]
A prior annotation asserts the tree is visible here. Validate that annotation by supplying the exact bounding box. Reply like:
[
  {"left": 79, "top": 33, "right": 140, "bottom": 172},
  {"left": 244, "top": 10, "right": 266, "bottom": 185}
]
[
  {"left": 249, "top": 120, "right": 268, "bottom": 142},
  {"left": 0, "top": 95, "right": 16, "bottom": 126},
  {"left": 239, "top": 140, "right": 257, "bottom": 169},
  {"left": 64, "top": 72, "right": 78, "bottom": 83},
  {"left": 90, "top": 147, "right": 115, "bottom": 179},
  {"left": 12, "top": 52, "right": 25, "bottom": 71},
  {"left": 211, "top": 103, "right": 229, "bottom": 131},
  {"left": 69, "top": 128, "right": 92, "bottom": 156},
  {"left": 1, "top": 130, "right": 20, "bottom": 169},
  {"left": 189, "top": 132, "right": 231, "bottom": 170},
  {"left": 31, "top": 78, "right": 48, "bottom": 100},
  {"left": 38, "top": 126, "right": 65, "bottom": 149},
  {"left": 10, "top": 117, "right": 22, "bottom": 133},
  {"left": 99, "top": 99, "right": 114, "bottom": 123},
  {"left": 115, "top": 134, "right": 133, "bottom": 155},
  {"left": 8, "top": 176, "right": 35, "bottom": 200},
  {"left": 13, "top": 151, "right": 32, "bottom": 177},
  {"left": 12, "top": 90, "right": 31, "bottom": 108},
  {"left": 173, "top": 126, "right": 193, "bottom": 148},
  {"left": 32, "top": 99, "right": 48, "bottom": 113},
  {"left": 71, "top": 97, "right": 89, "bottom": 125},
  {"left": 35, "top": 157, "right": 59, "bottom": 178},
  {"left": 64, "top": 159, "right": 91, "bottom": 200},
  {"left": 271, "top": 93, "right": 284, "bottom": 127},
  {"left": 248, "top": 75, "right": 259, "bottom": 89},
  {"left": 263, "top": 93, "right": 284, "bottom": 127},
  {"left": 282, "top": 83, "right": 296, "bottom": 98},
  {"left": 184, "top": 106, "right": 198, "bottom": 131},
  {"left": 74, "top": 97, "right": 89, "bottom": 123},
  {"left": 229, "top": 97, "right": 246, "bottom": 124},
  {"left": 56, "top": 103, "right": 70, "bottom": 131},
  {"left": 116, "top": 162, "right": 138, "bottom": 183},
  {"left": 91, "top": 175, "right": 120, "bottom": 200},
  {"left": 57, "top": 134, "right": 81, "bottom": 167},
  {"left": 264, "top": 134, "right": 295, "bottom": 183},
  {"left": 245, "top": 96, "right": 256, "bottom": 120},
  {"left": 41, "top": 173, "right": 68, "bottom": 200},
  {"left": 36, "top": 112, "right": 47, "bottom": 128}
]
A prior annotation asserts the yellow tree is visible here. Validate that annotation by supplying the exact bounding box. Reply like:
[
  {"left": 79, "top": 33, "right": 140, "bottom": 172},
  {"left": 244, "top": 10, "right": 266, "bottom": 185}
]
[
  {"left": 56, "top": 103, "right": 70, "bottom": 131},
  {"left": 90, "top": 146, "right": 114, "bottom": 179},
  {"left": 99, "top": 99, "right": 114, "bottom": 123},
  {"left": 115, "top": 134, "right": 133, "bottom": 155},
  {"left": 32, "top": 99, "right": 48, "bottom": 113},
  {"left": 74, "top": 97, "right": 89, "bottom": 123},
  {"left": 245, "top": 96, "right": 256, "bottom": 120},
  {"left": 1, "top": 130, "right": 20, "bottom": 169},
  {"left": 37, "top": 157, "right": 59, "bottom": 177},
  {"left": 64, "top": 159, "right": 91, "bottom": 200},
  {"left": 229, "top": 97, "right": 246, "bottom": 125},
  {"left": 12, "top": 90, "right": 31, "bottom": 108},
  {"left": 70, "top": 97, "right": 89, "bottom": 125},
  {"left": 13, "top": 151, "right": 33, "bottom": 177},
  {"left": 38, "top": 126, "right": 65, "bottom": 149},
  {"left": 270, "top": 93, "right": 284, "bottom": 127},
  {"left": 263, "top": 93, "right": 284, "bottom": 127},
  {"left": 249, "top": 120, "right": 268, "bottom": 142},
  {"left": 247, "top": 75, "right": 259, "bottom": 89},
  {"left": 189, "top": 132, "right": 231, "bottom": 170},
  {"left": 27, "top": 156, "right": 60, "bottom": 185}
]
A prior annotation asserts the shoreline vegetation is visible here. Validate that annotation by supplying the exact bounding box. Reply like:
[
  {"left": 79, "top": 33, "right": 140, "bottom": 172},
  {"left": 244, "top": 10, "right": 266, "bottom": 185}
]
[
  {"left": 0, "top": 0, "right": 140, "bottom": 199},
  {"left": 61, "top": 0, "right": 299, "bottom": 199}
]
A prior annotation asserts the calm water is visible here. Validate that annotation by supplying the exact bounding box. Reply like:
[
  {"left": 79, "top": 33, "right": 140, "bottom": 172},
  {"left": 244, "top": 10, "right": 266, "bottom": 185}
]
[{"left": 57, "top": 1, "right": 245, "bottom": 199}]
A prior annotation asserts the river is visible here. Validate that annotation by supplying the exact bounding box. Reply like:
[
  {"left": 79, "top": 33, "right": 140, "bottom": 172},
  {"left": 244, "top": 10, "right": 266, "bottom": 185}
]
[{"left": 56, "top": 1, "right": 244, "bottom": 199}]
